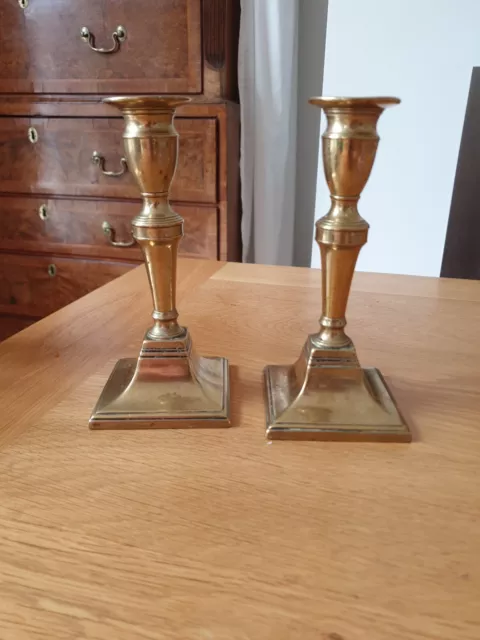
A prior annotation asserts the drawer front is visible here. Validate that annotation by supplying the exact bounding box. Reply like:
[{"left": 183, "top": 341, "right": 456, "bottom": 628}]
[
  {"left": 0, "top": 254, "right": 136, "bottom": 318},
  {"left": 0, "top": 197, "right": 219, "bottom": 261},
  {"left": 0, "top": 316, "right": 37, "bottom": 342},
  {"left": 0, "top": 117, "right": 217, "bottom": 204},
  {"left": 0, "top": 0, "right": 201, "bottom": 94}
]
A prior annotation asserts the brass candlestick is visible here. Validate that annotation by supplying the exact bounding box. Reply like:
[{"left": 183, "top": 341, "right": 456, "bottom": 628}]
[
  {"left": 90, "top": 96, "right": 230, "bottom": 429},
  {"left": 264, "top": 97, "right": 410, "bottom": 442}
]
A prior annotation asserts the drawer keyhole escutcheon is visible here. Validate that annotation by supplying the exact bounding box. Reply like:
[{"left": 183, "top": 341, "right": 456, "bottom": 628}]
[
  {"left": 47, "top": 264, "right": 57, "bottom": 278},
  {"left": 28, "top": 127, "right": 38, "bottom": 144},
  {"left": 19, "top": 0, "right": 29, "bottom": 9},
  {"left": 38, "top": 204, "right": 48, "bottom": 221}
]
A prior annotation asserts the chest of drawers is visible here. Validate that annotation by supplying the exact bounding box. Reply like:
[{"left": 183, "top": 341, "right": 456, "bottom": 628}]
[{"left": 0, "top": 0, "right": 241, "bottom": 340}]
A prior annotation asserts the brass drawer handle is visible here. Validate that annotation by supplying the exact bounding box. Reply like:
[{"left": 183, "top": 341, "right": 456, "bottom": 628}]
[
  {"left": 47, "top": 264, "right": 57, "bottom": 278},
  {"left": 102, "top": 221, "right": 135, "bottom": 248},
  {"left": 38, "top": 204, "right": 48, "bottom": 220},
  {"left": 80, "top": 25, "right": 126, "bottom": 54},
  {"left": 92, "top": 151, "right": 128, "bottom": 177}
]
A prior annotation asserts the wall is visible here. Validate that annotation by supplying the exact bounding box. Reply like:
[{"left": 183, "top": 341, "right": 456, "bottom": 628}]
[
  {"left": 311, "top": 0, "right": 480, "bottom": 276},
  {"left": 293, "top": 0, "right": 328, "bottom": 266}
]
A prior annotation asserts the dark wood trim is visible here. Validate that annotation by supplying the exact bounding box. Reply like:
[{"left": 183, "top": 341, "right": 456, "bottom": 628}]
[
  {"left": 202, "top": 0, "right": 240, "bottom": 101},
  {"left": 217, "top": 101, "right": 240, "bottom": 261},
  {"left": 203, "top": 0, "right": 227, "bottom": 70},
  {"left": 441, "top": 67, "right": 480, "bottom": 279}
]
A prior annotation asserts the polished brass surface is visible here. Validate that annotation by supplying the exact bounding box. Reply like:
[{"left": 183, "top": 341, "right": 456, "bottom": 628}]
[
  {"left": 80, "top": 26, "right": 127, "bottom": 54},
  {"left": 102, "top": 221, "right": 135, "bottom": 248},
  {"left": 264, "top": 96, "right": 410, "bottom": 442},
  {"left": 27, "top": 127, "right": 38, "bottom": 144},
  {"left": 92, "top": 151, "right": 128, "bottom": 177},
  {"left": 90, "top": 96, "right": 230, "bottom": 430},
  {"left": 47, "top": 264, "right": 57, "bottom": 278},
  {"left": 90, "top": 337, "right": 230, "bottom": 430},
  {"left": 18, "top": 0, "right": 28, "bottom": 10},
  {"left": 38, "top": 204, "right": 48, "bottom": 221}
]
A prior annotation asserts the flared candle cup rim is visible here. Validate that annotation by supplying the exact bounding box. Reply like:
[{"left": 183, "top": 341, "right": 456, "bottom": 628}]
[
  {"left": 309, "top": 96, "right": 400, "bottom": 110},
  {"left": 103, "top": 96, "right": 191, "bottom": 111}
]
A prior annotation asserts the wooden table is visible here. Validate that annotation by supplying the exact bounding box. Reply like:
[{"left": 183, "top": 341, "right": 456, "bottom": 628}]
[{"left": 0, "top": 259, "right": 479, "bottom": 640}]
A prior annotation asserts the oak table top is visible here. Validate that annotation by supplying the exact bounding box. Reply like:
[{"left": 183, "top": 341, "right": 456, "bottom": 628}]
[{"left": 0, "top": 259, "right": 479, "bottom": 640}]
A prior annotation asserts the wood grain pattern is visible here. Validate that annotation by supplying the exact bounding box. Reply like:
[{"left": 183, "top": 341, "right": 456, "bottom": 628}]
[
  {"left": 0, "top": 0, "right": 201, "bottom": 94},
  {"left": 0, "top": 196, "right": 219, "bottom": 261},
  {"left": 203, "top": 0, "right": 240, "bottom": 100},
  {"left": 0, "top": 253, "right": 136, "bottom": 317},
  {"left": 203, "top": 0, "right": 227, "bottom": 69},
  {"left": 0, "top": 117, "right": 217, "bottom": 203},
  {"left": 0, "top": 259, "right": 479, "bottom": 639}
]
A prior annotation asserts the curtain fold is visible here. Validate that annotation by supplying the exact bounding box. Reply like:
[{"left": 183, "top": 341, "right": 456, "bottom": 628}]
[{"left": 238, "top": 0, "right": 299, "bottom": 265}]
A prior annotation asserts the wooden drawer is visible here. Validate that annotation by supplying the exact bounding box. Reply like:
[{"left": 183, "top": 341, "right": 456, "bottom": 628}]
[
  {"left": 0, "top": 254, "right": 136, "bottom": 318},
  {"left": 0, "top": 0, "right": 201, "bottom": 94},
  {"left": 0, "top": 315, "right": 37, "bottom": 342},
  {"left": 0, "top": 117, "right": 217, "bottom": 203},
  {"left": 0, "top": 197, "right": 219, "bottom": 261}
]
